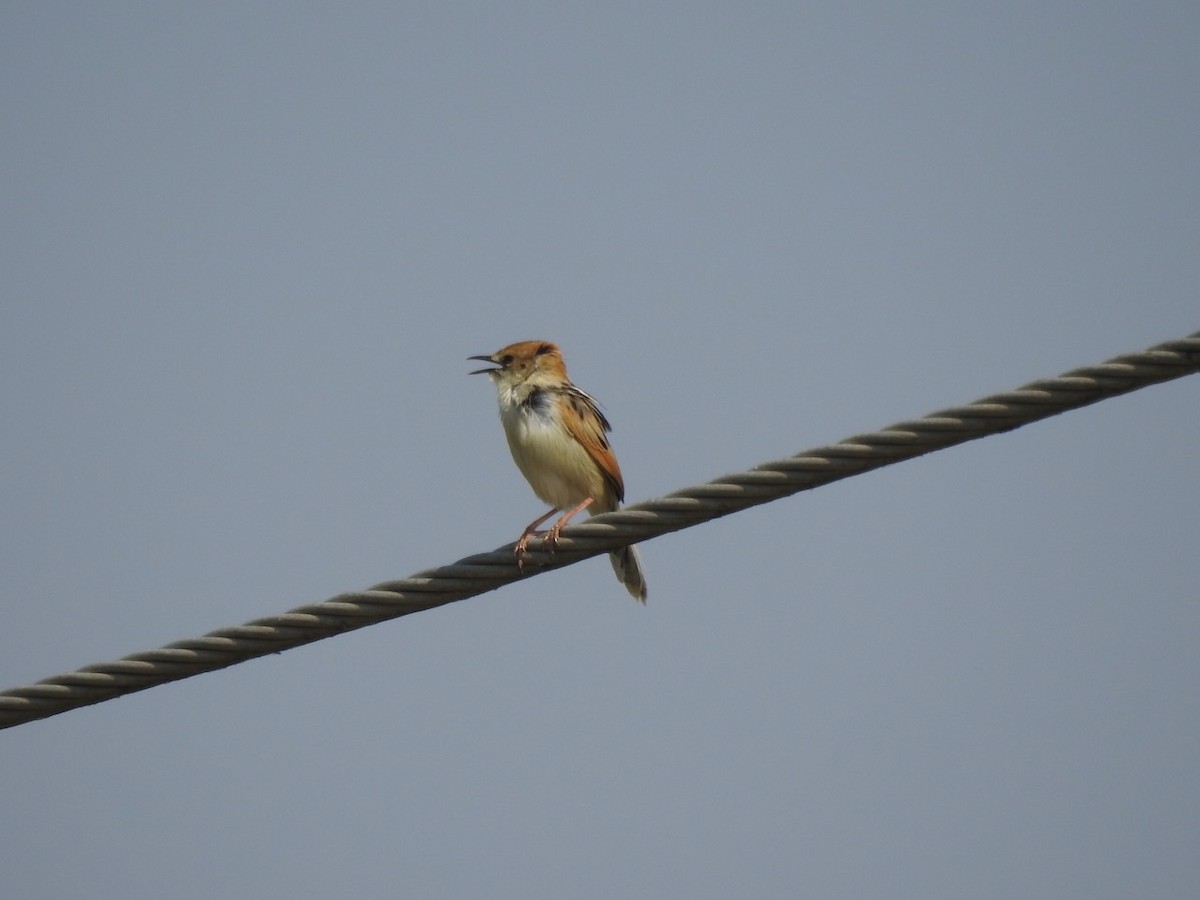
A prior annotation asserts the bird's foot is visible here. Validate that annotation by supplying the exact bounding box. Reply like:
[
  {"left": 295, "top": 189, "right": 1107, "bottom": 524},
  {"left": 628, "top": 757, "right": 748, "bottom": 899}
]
[
  {"left": 514, "top": 528, "right": 547, "bottom": 569},
  {"left": 542, "top": 523, "right": 565, "bottom": 553}
]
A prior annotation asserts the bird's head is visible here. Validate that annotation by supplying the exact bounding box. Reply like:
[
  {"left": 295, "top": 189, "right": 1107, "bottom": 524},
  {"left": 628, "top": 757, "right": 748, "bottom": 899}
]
[{"left": 469, "top": 340, "right": 569, "bottom": 389}]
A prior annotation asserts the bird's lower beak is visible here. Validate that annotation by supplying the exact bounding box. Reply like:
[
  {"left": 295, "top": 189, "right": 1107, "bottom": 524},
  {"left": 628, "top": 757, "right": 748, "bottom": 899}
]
[{"left": 468, "top": 355, "right": 499, "bottom": 375}]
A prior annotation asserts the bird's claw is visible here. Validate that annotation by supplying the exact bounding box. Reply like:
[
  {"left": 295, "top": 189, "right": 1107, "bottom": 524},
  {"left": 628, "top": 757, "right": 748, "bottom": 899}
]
[
  {"left": 513, "top": 526, "right": 565, "bottom": 570},
  {"left": 514, "top": 530, "right": 545, "bottom": 570}
]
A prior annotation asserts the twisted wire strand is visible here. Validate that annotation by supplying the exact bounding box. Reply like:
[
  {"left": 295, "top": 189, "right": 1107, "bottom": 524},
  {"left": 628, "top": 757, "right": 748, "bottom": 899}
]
[{"left": 2, "top": 331, "right": 1197, "bottom": 730}]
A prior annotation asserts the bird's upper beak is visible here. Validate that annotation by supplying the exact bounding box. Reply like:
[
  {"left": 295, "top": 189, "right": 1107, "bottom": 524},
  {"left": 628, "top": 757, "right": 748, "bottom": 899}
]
[{"left": 468, "top": 354, "right": 500, "bottom": 375}]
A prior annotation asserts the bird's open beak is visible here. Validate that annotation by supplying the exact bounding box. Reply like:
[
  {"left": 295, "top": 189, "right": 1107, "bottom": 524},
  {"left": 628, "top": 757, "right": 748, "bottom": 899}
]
[{"left": 468, "top": 355, "right": 499, "bottom": 375}]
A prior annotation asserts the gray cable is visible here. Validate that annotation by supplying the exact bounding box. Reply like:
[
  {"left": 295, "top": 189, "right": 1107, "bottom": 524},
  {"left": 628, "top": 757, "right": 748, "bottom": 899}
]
[{"left": 2, "top": 331, "right": 1197, "bottom": 730}]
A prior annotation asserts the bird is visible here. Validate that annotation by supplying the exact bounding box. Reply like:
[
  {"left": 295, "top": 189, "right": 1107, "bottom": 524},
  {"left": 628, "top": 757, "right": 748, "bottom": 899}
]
[{"left": 470, "top": 340, "right": 648, "bottom": 603}]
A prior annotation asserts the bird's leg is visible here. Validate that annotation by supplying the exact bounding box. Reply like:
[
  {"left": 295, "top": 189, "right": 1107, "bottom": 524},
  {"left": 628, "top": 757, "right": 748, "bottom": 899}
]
[
  {"left": 515, "top": 508, "right": 559, "bottom": 566},
  {"left": 543, "top": 497, "right": 594, "bottom": 552}
]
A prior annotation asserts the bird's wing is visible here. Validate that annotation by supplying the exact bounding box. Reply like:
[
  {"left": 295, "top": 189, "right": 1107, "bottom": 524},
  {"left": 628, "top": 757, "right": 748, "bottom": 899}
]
[{"left": 558, "top": 384, "right": 625, "bottom": 505}]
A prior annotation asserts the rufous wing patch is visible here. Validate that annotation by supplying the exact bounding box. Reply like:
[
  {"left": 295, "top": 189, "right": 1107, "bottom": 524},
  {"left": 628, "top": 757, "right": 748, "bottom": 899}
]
[{"left": 559, "top": 385, "right": 625, "bottom": 504}]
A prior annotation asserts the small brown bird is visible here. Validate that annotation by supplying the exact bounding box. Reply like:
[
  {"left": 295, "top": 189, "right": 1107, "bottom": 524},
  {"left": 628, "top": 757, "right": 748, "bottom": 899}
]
[{"left": 470, "top": 340, "right": 648, "bottom": 603}]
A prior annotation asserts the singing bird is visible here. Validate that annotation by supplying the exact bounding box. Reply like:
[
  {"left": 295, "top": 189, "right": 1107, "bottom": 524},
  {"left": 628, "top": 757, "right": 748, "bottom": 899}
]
[{"left": 470, "top": 340, "right": 648, "bottom": 603}]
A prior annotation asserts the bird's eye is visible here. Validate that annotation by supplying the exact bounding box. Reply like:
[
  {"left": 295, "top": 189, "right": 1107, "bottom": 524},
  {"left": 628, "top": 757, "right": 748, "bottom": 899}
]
[{"left": 500, "top": 354, "right": 514, "bottom": 366}]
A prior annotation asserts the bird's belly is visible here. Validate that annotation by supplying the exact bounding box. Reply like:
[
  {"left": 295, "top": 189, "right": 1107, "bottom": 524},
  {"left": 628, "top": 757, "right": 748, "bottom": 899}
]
[{"left": 503, "top": 412, "right": 604, "bottom": 511}]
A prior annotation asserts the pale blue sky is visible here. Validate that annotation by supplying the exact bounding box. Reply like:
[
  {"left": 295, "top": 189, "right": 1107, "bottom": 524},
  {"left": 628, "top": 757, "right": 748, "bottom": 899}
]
[{"left": 3, "top": 4, "right": 1198, "bottom": 898}]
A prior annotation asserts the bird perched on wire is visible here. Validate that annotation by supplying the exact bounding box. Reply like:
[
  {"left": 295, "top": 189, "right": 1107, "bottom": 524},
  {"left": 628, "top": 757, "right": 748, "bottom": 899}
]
[{"left": 470, "top": 340, "right": 648, "bottom": 603}]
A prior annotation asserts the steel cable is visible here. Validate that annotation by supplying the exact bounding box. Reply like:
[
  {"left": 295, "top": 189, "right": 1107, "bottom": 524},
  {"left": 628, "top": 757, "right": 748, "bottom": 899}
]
[{"left": 2, "top": 330, "right": 1197, "bottom": 730}]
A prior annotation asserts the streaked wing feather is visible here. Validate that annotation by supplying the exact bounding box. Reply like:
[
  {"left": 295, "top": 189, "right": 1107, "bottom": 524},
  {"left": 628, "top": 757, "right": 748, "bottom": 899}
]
[{"left": 558, "top": 385, "right": 624, "bottom": 504}]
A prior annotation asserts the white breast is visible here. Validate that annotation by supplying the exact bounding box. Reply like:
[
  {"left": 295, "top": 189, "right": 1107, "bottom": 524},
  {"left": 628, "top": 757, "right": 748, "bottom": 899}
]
[{"left": 499, "top": 398, "right": 605, "bottom": 511}]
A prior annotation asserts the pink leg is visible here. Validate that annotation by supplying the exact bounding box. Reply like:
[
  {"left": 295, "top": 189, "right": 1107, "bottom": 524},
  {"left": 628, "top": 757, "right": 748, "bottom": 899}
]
[
  {"left": 544, "top": 497, "right": 594, "bottom": 549},
  {"left": 515, "top": 508, "right": 558, "bottom": 562}
]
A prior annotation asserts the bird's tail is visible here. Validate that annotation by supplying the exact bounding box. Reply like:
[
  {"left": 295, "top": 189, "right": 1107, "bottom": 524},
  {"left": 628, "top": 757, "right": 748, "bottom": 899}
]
[{"left": 609, "top": 544, "right": 648, "bottom": 604}]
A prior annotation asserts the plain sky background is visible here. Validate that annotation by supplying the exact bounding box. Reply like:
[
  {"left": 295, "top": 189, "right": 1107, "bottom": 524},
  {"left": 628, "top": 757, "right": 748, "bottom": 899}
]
[{"left": 3, "top": 4, "right": 1198, "bottom": 898}]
